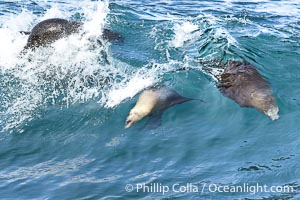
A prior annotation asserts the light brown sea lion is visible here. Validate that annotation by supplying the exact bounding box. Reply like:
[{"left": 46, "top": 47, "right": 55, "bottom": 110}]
[
  {"left": 218, "top": 60, "right": 279, "bottom": 120},
  {"left": 125, "top": 86, "right": 196, "bottom": 129},
  {"left": 22, "top": 18, "right": 123, "bottom": 51}
]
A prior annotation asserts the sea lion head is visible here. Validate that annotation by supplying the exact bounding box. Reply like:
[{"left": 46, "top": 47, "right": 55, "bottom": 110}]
[
  {"left": 249, "top": 89, "right": 279, "bottom": 120},
  {"left": 125, "top": 108, "right": 147, "bottom": 129},
  {"left": 124, "top": 89, "right": 159, "bottom": 129}
]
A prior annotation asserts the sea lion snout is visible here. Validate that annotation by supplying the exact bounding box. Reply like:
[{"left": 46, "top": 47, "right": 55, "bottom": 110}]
[
  {"left": 250, "top": 90, "right": 279, "bottom": 120},
  {"left": 125, "top": 111, "right": 141, "bottom": 129},
  {"left": 265, "top": 106, "right": 279, "bottom": 120},
  {"left": 124, "top": 119, "right": 132, "bottom": 129}
]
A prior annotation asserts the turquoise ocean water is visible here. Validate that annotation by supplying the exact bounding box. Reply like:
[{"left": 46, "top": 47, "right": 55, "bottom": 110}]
[{"left": 0, "top": 0, "right": 300, "bottom": 199}]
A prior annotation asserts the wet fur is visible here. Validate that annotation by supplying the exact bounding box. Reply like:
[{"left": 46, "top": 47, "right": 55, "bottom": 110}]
[
  {"left": 24, "top": 18, "right": 82, "bottom": 50},
  {"left": 125, "top": 86, "right": 193, "bottom": 129},
  {"left": 23, "top": 18, "right": 123, "bottom": 51},
  {"left": 218, "top": 60, "right": 279, "bottom": 120}
]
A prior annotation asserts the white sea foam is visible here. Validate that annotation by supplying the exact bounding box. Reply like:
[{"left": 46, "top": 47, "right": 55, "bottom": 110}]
[
  {"left": 254, "top": 1, "right": 300, "bottom": 18},
  {"left": 105, "top": 74, "right": 157, "bottom": 108},
  {"left": 170, "top": 21, "right": 201, "bottom": 48},
  {"left": 214, "top": 27, "right": 238, "bottom": 47},
  {"left": 0, "top": 11, "right": 34, "bottom": 68}
]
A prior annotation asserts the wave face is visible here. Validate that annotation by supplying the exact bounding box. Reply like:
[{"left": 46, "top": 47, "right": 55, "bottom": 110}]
[{"left": 0, "top": 0, "right": 299, "bottom": 199}]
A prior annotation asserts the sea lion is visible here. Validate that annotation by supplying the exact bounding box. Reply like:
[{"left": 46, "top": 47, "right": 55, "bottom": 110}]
[
  {"left": 23, "top": 18, "right": 123, "bottom": 50},
  {"left": 218, "top": 60, "right": 279, "bottom": 120},
  {"left": 23, "top": 18, "right": 81, "bottom": 50},
  {"left": 125, "top": 86, "right": 196, "bottom": 129}
]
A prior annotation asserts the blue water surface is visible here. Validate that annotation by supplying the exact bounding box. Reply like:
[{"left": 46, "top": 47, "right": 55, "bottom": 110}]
[{"left": 0, "top": 0, "right": 300, "bottom": 199}]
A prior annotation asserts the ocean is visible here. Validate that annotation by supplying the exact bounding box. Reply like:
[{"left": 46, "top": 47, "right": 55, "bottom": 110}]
[{"left": 0, "top": 0, "right": 299, "bottom": 199}]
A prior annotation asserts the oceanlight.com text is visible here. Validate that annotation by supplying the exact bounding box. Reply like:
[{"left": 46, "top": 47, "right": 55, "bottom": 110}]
[{"left": 125, "top": 182, "right": 295, "bottom": 195}]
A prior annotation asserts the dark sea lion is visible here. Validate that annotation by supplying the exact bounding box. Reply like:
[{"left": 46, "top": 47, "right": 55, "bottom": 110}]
[
  {"left": 125, "top": 86, "right": 197, "bottom": 129},
  {"left": 23, "top": 18, "right": 123, "bottom": 50},
  {"left": 24, "top": 18, "right": 82, "bottom": 50},
  {"left": 218, "top": 60, "right": 279, "bottom": 120}
]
